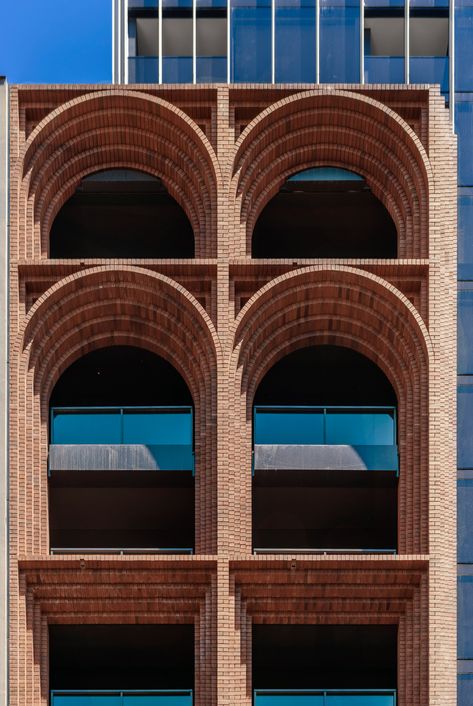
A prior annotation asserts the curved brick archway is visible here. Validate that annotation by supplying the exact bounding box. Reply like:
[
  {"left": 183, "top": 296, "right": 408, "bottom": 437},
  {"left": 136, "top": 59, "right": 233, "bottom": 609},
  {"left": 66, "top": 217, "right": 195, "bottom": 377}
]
[
  {"left": 18, "top": 90, "right": 221, "bottom": 258},
  {"left": 19, "top": 266, "right": 221, "bottom": 555},
  {"left": 230, "top": 90, "right": 433, "bottom": 258},
  {"left": 228, "top": 266, "right": 432, "bottom": 556}
]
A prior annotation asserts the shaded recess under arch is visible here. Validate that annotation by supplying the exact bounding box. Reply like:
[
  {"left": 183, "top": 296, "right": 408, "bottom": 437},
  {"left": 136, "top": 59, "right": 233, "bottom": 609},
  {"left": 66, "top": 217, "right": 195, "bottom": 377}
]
[
  {"left": 48, "top": 345, "right": 195, "bottom": 554},
  {"left": 252, "top": 344, "right": 398, "bottom": 553},
  {"left": 50, "top": 169, "right": 195, "bottom": 259},
  {"left": 252, "top": 167, "right": 397, "bottom": 258}
]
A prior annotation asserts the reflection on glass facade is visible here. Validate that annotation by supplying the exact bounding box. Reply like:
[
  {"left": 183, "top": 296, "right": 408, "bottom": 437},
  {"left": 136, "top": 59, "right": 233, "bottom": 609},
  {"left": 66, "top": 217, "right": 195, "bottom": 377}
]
[
  {"left": 275, "top": 0, "right": 316, "bottom": 82},
  {"left": 320, "top": 0, "right": 360, "bottom": 82},
  {"left": 231, "top": 0, "right": 271, "bottom": 81}
]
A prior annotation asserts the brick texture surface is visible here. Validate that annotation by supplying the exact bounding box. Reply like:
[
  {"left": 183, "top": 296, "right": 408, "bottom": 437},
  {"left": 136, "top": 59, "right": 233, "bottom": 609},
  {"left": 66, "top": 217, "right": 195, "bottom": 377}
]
[{"left": 8, "top": 84, "right": 457, "bottom": 706}]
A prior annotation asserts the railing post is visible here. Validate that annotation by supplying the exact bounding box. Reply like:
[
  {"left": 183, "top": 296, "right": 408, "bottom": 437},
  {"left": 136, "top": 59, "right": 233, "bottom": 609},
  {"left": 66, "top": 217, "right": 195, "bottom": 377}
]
[{"left": 120, "top": 408, "right": 124, "bottom": 444}]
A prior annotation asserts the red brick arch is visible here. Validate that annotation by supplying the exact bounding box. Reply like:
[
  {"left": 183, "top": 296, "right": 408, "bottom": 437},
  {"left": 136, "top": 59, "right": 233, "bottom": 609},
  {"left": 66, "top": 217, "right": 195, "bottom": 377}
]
[
  {"left": 228, "top": 266, "right": 432, "bottom": 555},
  {"left": 20, "top": 266, "right": 221, "bottom": 554},
  {"left": 19, "top": 90, "right": 221, "bottom": 258},
  {"left": 230, "top": 90, "right": 433, "bottom": 258}
]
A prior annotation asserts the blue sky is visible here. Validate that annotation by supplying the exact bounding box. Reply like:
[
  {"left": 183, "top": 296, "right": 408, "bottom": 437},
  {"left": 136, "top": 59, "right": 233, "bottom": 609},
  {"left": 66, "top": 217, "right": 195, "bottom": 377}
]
[{"left": 0, "top": 0, "right": 112, "bottom": 84}]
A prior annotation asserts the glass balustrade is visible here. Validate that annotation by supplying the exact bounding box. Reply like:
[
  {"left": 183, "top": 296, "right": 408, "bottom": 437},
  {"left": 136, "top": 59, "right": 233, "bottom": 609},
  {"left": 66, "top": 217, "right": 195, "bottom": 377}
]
[
  {"left": 50, "top": 406, "right": 194, "bottom": 472},
  {"left": 254, "top": 690, "right": 396, "bottom": 706},
  {"left": 51, "top": 690, "right": 193, "bottom": 706},
  {"left": 128, "top": 57, "right": 159, "bottom": 83},
  {"left": 254, "top": 406, "right": 397, "bottom": 447}
]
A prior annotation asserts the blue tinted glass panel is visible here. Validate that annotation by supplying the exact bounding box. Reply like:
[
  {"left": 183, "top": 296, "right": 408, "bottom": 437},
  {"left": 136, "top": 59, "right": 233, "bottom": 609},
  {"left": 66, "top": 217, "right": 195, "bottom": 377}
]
[
  {"left": 128, "top": 57, "right": 159, "bottom": 83},
  {"left": 325, "top": 411, "right": 395, "bottom": 445},
  {"left": 122, "top": 411, "right": 192, "bottom": 445},
  {"left": 326, "top": 697, "right": 395, "bottom": 706},
  {"left": 196, "top": 56, "right": 227, "bottom": 81},
  {"left": 459, "top": 288, "right": 473, "bottom": 373},
  {"left": 459, "top": 189, "right": 473, "bottom": 279},
  {"left": 459, "top": 384, "right": 473, "bottom": 468},
  {"left": 51, "top": 698, "right": 122, "bottom": 706},
  {"left": 52, "top": 411, "right": 121, "bottom": 444},
  {"left": 458, "top": 480, "right": 473, "bottom": 562},
  {"left": 364, "top": 57, "right": 404, "bottom": 83},
  {"left": 275, "top": 0, "right": 316, "bottom": 83},
  {"left": 410, "top": 57, "right": 448, "bottom": 92},
  {"left": 254, "top": 410, "right": 324, "bottom": 444},
  {"left": 456, "top": 1, "right": 473, "bottom": 91},
  {"left": 320, "top": 0, "right": 360, "bottom": 82},
  {"left": 255, "top": 696, "right": 324, "bottom": 706},
  {"left": 231, "top": 0, "right": 271, "bottom": 82},
  {"left": 459, "top": 578, "right": 473, "bottom": 657},
  {"left": 460, "top": 675, "right": 473, "bottom": 706},
  {"left": 124, "top": 697, "right": 192, "bottom": 706},
  {"left": 129, "top": 0, "right": 159, "bottom": 6},
  {"left": 162, "top": 57, "right": 193, "bottom": 82},
  {"left": 288, "top": 167, "right": 363, "bottom": 181},
  {"left": 456, "top": 98, "right": 473, "bottom": 186}
]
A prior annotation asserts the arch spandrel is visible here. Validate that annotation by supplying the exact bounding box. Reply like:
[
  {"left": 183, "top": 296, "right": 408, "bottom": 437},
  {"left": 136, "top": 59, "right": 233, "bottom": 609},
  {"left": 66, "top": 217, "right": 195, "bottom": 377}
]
[
  {"left": 18, "top": 91, "right": 221, "bottom": 258},
  {"left": 230, "top": 90, "right": 433, "bottom": 258}
]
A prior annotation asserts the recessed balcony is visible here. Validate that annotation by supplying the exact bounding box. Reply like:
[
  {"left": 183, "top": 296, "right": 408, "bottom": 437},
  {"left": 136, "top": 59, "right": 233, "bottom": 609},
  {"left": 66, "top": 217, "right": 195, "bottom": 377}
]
[
  {"left": 48, "top": 347, "right": 195, "bottom": 554},
  {"left": 49, "top": 625, "right": 194, "bottom": 704},
  {"left": 252, "top": 346, "right": 399, "bottom": 554}
]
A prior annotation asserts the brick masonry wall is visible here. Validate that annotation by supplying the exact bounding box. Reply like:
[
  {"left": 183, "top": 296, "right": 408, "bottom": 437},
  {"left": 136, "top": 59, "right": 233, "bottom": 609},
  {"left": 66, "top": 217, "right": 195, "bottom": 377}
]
[{"left": 8, "top": 84, "right": 456, "bottom": 706}]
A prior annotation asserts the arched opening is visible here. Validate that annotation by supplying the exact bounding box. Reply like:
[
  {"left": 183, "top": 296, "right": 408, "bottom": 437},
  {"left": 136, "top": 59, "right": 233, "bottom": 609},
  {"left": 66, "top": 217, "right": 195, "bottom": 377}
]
[
  {"left": 251, "top": 167, "right": 397, "bottom": 258},
  {"left": 48, "top": 346, "right": 195, "bottom": 554},
  {"left": 252, "top": 345, "right": 398, "bottom": 554},
  {"left": 50, "top": 169, "right": 195, "bottom": 258}
]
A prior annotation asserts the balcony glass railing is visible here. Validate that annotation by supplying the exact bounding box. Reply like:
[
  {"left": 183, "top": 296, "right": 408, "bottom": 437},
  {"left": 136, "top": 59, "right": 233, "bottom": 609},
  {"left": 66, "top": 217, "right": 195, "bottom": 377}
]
[
  {"left": 128, "top": 57, "right": 159, "bottom": 83},
  {"left": 254, "top": 690, "right": 396, "bottom": 706},
  {"left": 364, "top": 56, "right": 404, "bottom": 84},
  {"left": 50, "top": 406, "right": 194, "bottom": 472},
  {"left": 196, "top": 56, "right": 227, "bottom": 82},
  {"left": 254, "top": 406, "right": 397, "bottom": 447},
  {"left": 410, "top": 56, "right": 449, "bottom": 93},
  {"left": 51, "top": 690, "right": 193, "bottom": 705}
]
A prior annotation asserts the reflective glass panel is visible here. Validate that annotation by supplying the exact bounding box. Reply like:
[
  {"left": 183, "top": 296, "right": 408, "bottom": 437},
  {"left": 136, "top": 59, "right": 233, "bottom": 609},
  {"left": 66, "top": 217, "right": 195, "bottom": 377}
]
[
  {"left": 320, "top": 0, "right": 360, "bottom": 82},
  {"left": 122, "top": 410, "right": 192, "bottom": 445},
  {"left": 364, "top": 1, "right": 404, "bottom": 84},
  {"left": 410, "top": 57, "right": 448, "bottom": 92},
  {"left": 325, "top": 411, "right": 395, "bottom": 445},
  {"left": 128, "top": 57, "right": 159, "bottom": 82},
  {"left": 254, "top": 409, "right": 325, "bottom": 444},
  {"left": 459, "top": 189, "right": 473, "bottom": 279},
  {"left": 255, "top": 696, "right": 324, "bottom": 706},
  {"left": 459, "top": 287, "right": 473, "bottom": 373},
  {"left": 459, "top": 675, "right": 473, "bottom": 706},
  {"left": 326, "top": 697, "right": 396, "bottom": 706},
  {"left": 459, "top": 479, "right": 473, "bottom": 563},
  {"left": 275, "top": 0, "right": 316, "bottom": 82},
  {"left": 52, "top": 410, "right": 121, "bottom": 444},
  {"left": 196, "top": 0, "right": 227, "bottom": 82},
  {"left": 364, "top": 57, "right": 404, "bottom": 83},
  {"left": 459, "top": 383, "right": 473, "bottom": 468},
  {"left": 460, "top": 577, "right": 473, "bottom": 657},
  {"left": 51, "top": 697, "right": 122, "bottom": 706},
  {"left": 231, "top": 0, "right": 272, "bottom": 82},
  {"left": 456, "top": 0, "right": 473, "bottom": 91},
  {"left": 456, "top": 97, "right": 473, "bottom": 186}
]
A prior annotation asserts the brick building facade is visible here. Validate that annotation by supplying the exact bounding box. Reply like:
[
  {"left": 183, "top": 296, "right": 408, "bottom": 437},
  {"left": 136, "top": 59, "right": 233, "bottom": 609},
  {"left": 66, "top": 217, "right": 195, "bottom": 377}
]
[{"left": 7, "top": 84, "right": 457, "bottom": 706}]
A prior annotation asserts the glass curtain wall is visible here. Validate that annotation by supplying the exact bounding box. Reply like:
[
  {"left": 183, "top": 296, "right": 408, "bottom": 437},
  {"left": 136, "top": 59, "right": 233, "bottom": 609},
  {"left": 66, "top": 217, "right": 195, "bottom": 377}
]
[
  {"left": 231, "top": 0, "right": 272, "bottom": 81},
  {"left": 320, "top": 0, "right": 360, "bottom": 81},
  {"left": 364, "top": 0, "right": 404, "bottom": 83},
  {"left": 275, "top": 0, "right": 317, "bottom": 82},
  {"left": 409, "top": 0, "right": 449, "bottom": 93}
]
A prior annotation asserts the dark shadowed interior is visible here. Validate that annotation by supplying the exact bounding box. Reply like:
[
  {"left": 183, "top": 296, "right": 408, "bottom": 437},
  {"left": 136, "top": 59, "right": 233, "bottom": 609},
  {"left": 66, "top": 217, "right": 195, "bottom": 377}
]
[
  {"left": 50, "top": 169, "right": 194, "bottom": 258},
  {"left": 49, "top": 624, "right": 194, "bottom": 690},
  {"left": 252, "top": 169, "right": 397, "bottom": 259},
  {"left": 252, "top": 624, "right": 397, "bottom": 689}
]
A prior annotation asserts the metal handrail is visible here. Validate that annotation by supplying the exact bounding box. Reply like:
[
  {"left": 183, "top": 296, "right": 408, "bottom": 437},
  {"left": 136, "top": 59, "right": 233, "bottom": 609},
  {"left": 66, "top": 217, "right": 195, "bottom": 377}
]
[
  {"left": 254, "top": 689, "right": 396, "bottom": 704},
  {"left": 50, "top": 689, "right": 193, "bottom": 704},
  {"left": 50, "top": 547, "right": 194, "bottom": 555},
  {"left": 253, "top": 548, "right": 397, "bottom": 555},
  {"left": 253, "top": 405, "right": 397, "bottom": 447}
]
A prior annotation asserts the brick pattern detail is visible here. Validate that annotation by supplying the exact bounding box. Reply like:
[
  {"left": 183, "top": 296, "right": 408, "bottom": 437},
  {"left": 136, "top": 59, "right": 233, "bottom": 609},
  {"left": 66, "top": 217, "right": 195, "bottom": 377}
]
[{"left": 8, "top": 84, "right": 456, "bottom": 706}]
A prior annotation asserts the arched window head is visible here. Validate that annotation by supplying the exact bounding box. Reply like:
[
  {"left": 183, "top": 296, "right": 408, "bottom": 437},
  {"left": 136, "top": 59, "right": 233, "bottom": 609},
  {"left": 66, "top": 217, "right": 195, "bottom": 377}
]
[
  {"left": 252, "top": 166, "right": 397, "bottom": 258},
  {"left": 50, "top": 169, "right": 194, "bottom": 259}
]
